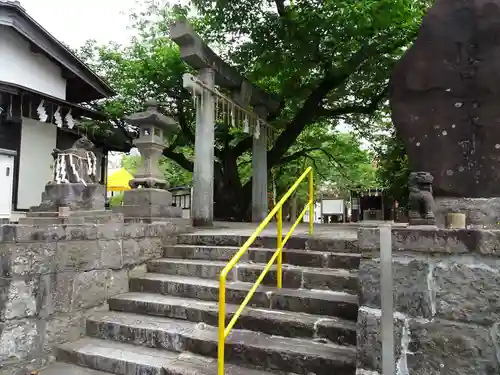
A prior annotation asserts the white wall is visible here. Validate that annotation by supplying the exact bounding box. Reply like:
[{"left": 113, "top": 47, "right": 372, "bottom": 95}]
[
  {"left": 17, "top": 118, "right": 57, "bottom": 210},
  {"left": 303, "top": 202, "right": 321, "bottom": 223},
  {"left": 322, "top": 199, "right": 345, "bottom": 215},
  {"left": 0, "top": 26, "right": 67, "bottom": 99}
]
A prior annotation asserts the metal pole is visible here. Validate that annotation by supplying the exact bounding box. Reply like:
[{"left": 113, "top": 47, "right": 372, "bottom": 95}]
[
  {"left": 217, "top": 275, "right": 226, "bottom": 375},
  {"left": 308, "top": 170, "right": 314, "bottom": 235},
  {"left": 380, "top": 224, "right": 394, "bottom": 375},
  {"left": 277, "top": 207, "right": 283, "bottom": 288}
]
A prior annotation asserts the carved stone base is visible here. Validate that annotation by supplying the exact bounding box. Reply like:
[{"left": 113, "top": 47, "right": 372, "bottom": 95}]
[
  {"left": 116, "top": 188, "right": 182, "bottom": 222},
  {"left": 435, "top": 197, "right": 500, "bottom": 229},
  {"left": 22, "top": 210, "right": 123, "bottom": 225},
  {"left": 122, "top": 188, "right": 172, "bottom": 206},
  {"left": 409, "top": 217, "right": 436, "bottom": 226},
  {"left": 30, "top": 183, "right": 106, "bottom": 212}
]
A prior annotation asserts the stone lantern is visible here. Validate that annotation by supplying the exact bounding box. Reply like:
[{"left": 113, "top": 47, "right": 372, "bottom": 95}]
[
  {"left": 125, "top": 99, "right": 178, "bottom": 189},
  {"left": 118, "top": 99, "right": 182, "bottom": 222}
]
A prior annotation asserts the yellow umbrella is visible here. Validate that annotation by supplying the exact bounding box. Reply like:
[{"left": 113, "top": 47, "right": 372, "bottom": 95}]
[{"left": 107, "top": 168, "right": 133, "bottom": 192}]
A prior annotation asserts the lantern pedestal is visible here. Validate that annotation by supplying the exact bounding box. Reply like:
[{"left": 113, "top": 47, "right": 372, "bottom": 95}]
[
  {"left": 114, "top": 99, "right": 185, "bottom": 223},
  {"left": 116, "top": 188, "right": 182, "bottom": 222}
]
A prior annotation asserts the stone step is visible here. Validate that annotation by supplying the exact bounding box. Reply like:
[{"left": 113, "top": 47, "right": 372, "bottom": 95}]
[
  {"left": 41, "top": 362, "right": 115, "bottom": 375},
  {"left": 56, "top": 337, "right": 176, "bottom": 374},
  {"left": 84, "top": 311, "right": 357, "bottom": 375},
  {"left": 164, "top": 244, "right": 361, "bottom": 270},
  {"left": 108, "top": 292, "right": 356, "bottom": 345},
  {"left": 176, "top": 234, "right": 358, "bottom": 253},
  {"left": 55, "top": 338, "right": 281, "bottom": 375},
  {"left": 147, "top": 258, "right": 359, "bottom": 293},
  {"left": 129, "top": 273, "right": 358, "bottom": 320},
  {"left": 162, "top": 353, "right": 283, "bottom": 375}
]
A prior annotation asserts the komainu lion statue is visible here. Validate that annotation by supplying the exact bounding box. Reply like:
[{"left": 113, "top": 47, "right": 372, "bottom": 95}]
[
  {"left": 51, "top": 136, "right": 98, "bottom": 185},
  {"left": 408, "top": 171, "right": 436, "bottom": 225}
]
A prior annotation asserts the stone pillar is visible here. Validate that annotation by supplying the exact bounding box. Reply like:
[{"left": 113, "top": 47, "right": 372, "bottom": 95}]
[
  {"left": 192, "top": 68, "right": 215, "bottom": 227},
  {"left": 252, "top": 106, "right": 268, "bottom": 222}
]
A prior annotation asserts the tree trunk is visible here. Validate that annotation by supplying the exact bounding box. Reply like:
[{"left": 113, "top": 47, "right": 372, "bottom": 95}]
[
  {"left": 290, "top": 193, "right": 298, "bottom": 221},
  {"left": 214, "top": 183, "right": 251, "bottom": 221},
  {"left": 213, "top": 151, "right": 252, "bottom": 221}
]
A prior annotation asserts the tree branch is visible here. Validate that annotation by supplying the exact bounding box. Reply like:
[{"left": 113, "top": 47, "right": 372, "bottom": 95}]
[
  {"left": 274, "top": 0, "right": 286, "bottom": 17},
  {"left": 266, "top": 32, "right": 411, "bottom": 170},
  {"left": 277, "top": 146, "right": 357, "bottom": 184},
  {"left": 265, "top": 42, "right": 376, "bottom": 168},
  {"left": 317, "top": 86, "right": 388, "bottom": 118},
  {"left": 232, "top": 136, "right": 253, "bottom": 159},
  {"left": 303, "top": 155, "right": 328, "bottom": 181},
  {"left": 278, "top": 147, "right": 326, "bottom": 165},
  {"left": 162, "top": 147, "right": 194, "bottom": 172},
  {"left": 176, "top": 98, "right": 195, "bottom": 143}
]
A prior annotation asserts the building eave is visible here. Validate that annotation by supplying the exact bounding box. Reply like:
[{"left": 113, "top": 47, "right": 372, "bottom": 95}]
[
  {"left": 0, "top": 1, "right": 116, "bottom": 102},
  {"left": 0, "top": 81, "right": 134, "bottom": 152},
  {"left": 0, "top": 80, "right": 106, "bottom": 119}
]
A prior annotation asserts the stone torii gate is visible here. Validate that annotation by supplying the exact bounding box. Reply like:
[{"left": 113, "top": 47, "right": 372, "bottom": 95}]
[{"left": 170, "top": 20, "right": 281, "bottom": 226}]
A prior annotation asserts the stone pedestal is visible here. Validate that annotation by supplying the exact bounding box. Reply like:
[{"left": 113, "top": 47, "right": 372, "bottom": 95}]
[
  {"left": 357, "top": 226, "right": 500, "bottom": 374},
  {"left": 435, "top": 197, "right": 500, "bottom": 229},
  {"left": 30, "top": 183, "right": 105, "bottom": 212},
  {"left": 22, "top": 183, "right": 122, "bottom": 225},
  {"left": 20, "top": 210, "right": 123, "bottom": 225},
  {"left": 408, "top": 217, "right": 436, "bottom": 226},
  {"left": 115, "top": 188, "right": 182, "bottom": 223}
]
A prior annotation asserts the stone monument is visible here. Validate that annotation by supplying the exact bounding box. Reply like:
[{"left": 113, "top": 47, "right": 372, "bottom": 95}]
[
  {"left": 407, "top": 171, "right": 436, "bottom": 225},
  {"left": 390, "top": 0, "right": 500, "bottom": 228},
  {"left": 22, "top": 136, "right": 111, "bottom": 224},
  {"left": 116, "top": 99, "right": 182, "bottom": 222}
]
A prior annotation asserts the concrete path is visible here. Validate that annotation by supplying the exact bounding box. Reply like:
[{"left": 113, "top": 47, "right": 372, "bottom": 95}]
[{"left": 188, "top": 221, "right": 405, "bottom": 241}]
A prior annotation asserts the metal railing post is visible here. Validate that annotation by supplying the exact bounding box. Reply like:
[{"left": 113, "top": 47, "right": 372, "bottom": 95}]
[
  {"left": 380, "top": 224, "right": 394, "bottom": 375},
  {"left": 216, "top": 166, "right": 313, "bottom": 375},
  {"left": 276, "top": 206, "right": 283, "bottom": 288},
  {"left": 308, "top": 170, "right": 314, "bottom": 235},
  {"left": 217, "top": 275, "right": 226, "bottom": 375}
]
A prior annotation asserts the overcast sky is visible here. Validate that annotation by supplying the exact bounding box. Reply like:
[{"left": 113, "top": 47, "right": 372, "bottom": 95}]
[{"left": 20, "top": 0, "right": 138, "bottom": 47}]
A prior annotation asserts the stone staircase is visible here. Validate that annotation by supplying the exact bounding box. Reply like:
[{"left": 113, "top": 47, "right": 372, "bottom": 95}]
[{"left": 43, "top": 232, "right": 360, "bottom": 375}]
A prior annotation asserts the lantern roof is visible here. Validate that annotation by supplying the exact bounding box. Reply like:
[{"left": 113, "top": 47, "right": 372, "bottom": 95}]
[{"left": 125, "top": 100, "right": 178, "bottom": 132}]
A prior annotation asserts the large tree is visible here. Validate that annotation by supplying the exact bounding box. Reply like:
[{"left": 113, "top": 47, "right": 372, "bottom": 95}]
[
  {"left": 77, "top": 0, "right": 430, "bottom": 220},
  {"left": 373, "top": 127, "right": 410, "bottom": 206}
]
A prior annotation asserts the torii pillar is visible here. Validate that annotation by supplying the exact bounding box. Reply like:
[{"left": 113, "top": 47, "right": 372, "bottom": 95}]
[
  {"left": 170, "top": 20, "right": 281, "bottom": 226},
  {"left": 252, "top": 107, "right": 269, "bottom": 222}
]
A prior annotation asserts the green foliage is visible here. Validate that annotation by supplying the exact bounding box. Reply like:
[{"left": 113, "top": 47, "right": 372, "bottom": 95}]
[
  {"left": 274, "top": 126, "right": 377, "bottom": 204},
  {"left": 76, "top": 0, "right": 431, "bottom": 218},
  {"left": 121, "top": 154, "right": 192, "bottom": 188},
  {"left": 109, "top": 193, "right": 124, "bottom": 207},
  {"left": 372, "top": 124, "right": 410, "bottom": 205},
  {"left": 192, "top": 0, "right": 431, "bottom": 127}
]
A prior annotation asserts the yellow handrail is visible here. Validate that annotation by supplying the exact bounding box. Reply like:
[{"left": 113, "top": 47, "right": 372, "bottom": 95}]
[{"left": 217, "top": 166, "right": 314, "bottom": 375}]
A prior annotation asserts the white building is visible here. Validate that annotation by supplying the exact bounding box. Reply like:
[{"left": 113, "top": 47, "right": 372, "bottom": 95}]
[{"left": 0, "top": 1, "right": 130, "bottom": 219}]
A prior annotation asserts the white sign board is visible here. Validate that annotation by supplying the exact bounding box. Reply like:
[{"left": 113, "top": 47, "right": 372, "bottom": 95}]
[{"left": 322, "top": 199, "right": 344, "bottom": 215}]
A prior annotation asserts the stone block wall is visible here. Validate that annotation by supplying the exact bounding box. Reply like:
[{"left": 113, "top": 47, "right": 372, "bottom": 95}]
[
  {"left": 356, "top": 227, "right": 500, "bottom": 375},
  {"left": 0, "top": 219, "right": 190, "bottom": 374}
]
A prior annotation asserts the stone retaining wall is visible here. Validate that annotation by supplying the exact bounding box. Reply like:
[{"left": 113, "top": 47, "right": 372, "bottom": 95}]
[
  {"left": 0, "top": 219, "right": 190, "bottom": 374},
  {"left": 356, "top": 227, "right": 500, "bottom": 375}
]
